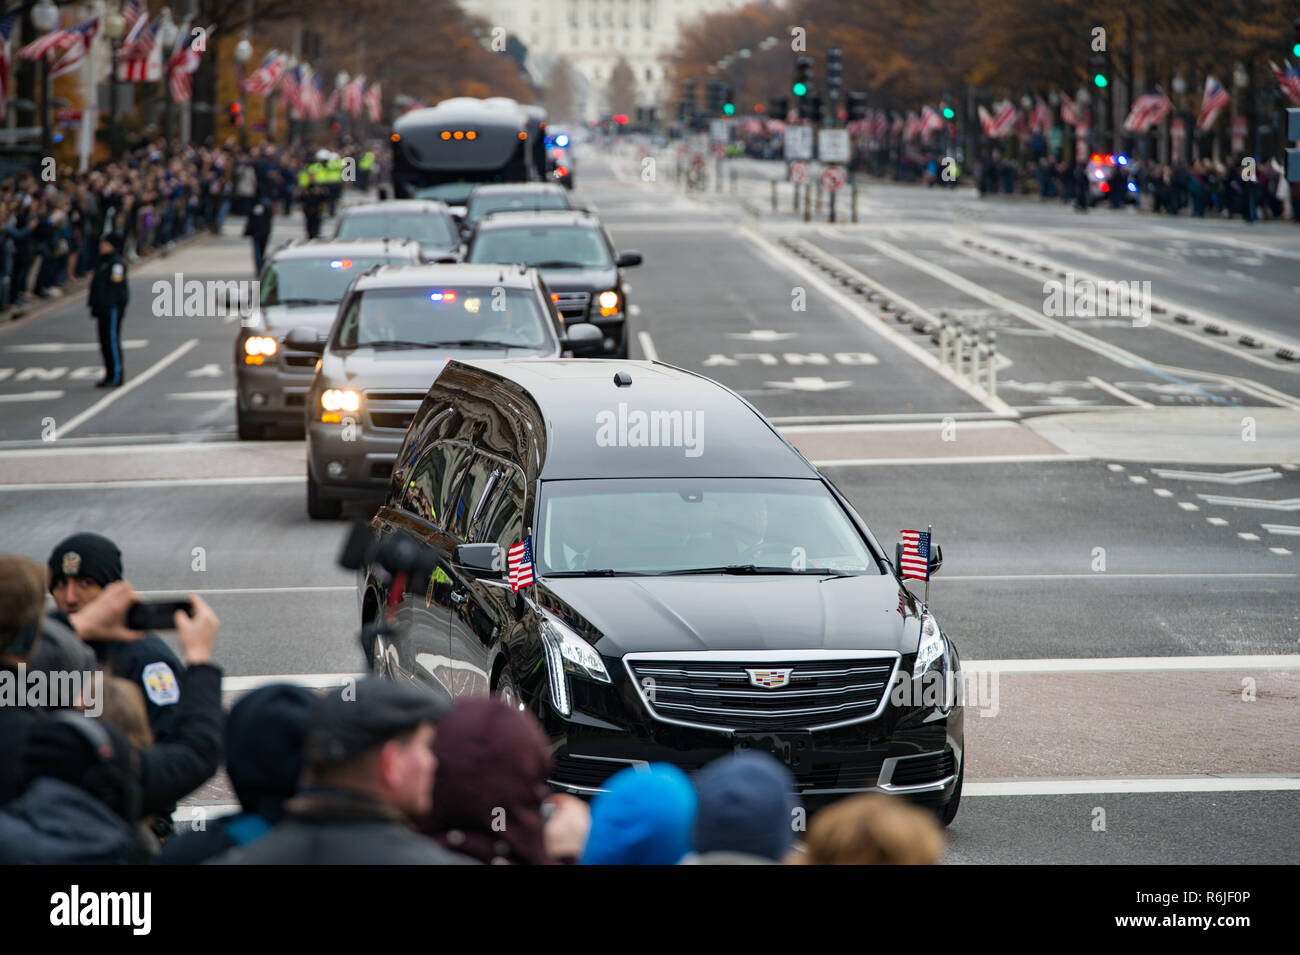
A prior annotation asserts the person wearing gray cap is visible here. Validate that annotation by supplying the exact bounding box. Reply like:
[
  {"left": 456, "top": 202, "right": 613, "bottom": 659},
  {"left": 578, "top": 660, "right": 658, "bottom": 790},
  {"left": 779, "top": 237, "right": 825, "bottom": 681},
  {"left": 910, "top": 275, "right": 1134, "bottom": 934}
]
[{"left": 211, "top": 677, "right": 474, "bottom": 865}]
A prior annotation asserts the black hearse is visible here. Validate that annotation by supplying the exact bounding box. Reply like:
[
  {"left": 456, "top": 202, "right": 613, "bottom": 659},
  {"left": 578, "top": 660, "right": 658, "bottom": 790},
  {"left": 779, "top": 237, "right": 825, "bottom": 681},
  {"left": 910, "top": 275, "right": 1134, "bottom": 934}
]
[{"left": 360, "top": 359, "right": 963, "bottom": 820}]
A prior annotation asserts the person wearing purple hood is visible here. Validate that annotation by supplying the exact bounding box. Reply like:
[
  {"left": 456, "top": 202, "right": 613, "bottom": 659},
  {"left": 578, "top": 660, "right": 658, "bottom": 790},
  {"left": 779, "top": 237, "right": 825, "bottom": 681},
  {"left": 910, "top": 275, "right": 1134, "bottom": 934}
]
[{"left": 417, "top": 697, "right": 561, "bottom": 865}]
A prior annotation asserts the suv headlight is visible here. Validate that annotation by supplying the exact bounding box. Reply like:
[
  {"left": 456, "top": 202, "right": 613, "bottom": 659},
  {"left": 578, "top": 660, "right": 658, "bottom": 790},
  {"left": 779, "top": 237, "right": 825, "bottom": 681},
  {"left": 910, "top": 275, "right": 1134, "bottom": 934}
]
[
  {"left": 597, "top": 289, "right": 620, "bottom": 316},
  {"left": 320, "top": 388, "right": 360, "bottom": 413},
  {"left": 243, "top": 335, "right": 277, "bottom": 363},
  {"left": 538, "top": 610, "right": 610, "bottom": 717}
]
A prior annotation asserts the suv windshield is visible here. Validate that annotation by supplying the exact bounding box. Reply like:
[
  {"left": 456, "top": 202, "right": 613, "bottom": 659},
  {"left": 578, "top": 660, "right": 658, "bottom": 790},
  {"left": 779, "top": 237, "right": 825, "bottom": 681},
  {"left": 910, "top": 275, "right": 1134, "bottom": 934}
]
[
  {"left": 468, "top": 224, "right": 611, "bottom": 269},
  {"left": 336, "top": 213, "right": 455, "bottom": 248},
  {"left": 335, "top": 286, "right": 552, "bottom": 349},
  {"left": 466, "top": 192, "right": 570, "bottom": 226},
  {"left": 415, "top": 183, "right": 476, "bottom": 204},
  {"left": 260, "top": 256, "right": 395, "bottom": 306},
  {"left": 537, "top": 478, "right": 881, "bottom": 576}
]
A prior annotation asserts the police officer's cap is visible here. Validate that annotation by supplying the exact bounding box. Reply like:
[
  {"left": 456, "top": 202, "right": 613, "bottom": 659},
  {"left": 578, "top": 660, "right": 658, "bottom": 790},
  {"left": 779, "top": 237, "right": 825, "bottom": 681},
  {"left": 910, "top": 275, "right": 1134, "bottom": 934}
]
[{"left": 305, "top": 676, "right": 450, "bottom": 769}]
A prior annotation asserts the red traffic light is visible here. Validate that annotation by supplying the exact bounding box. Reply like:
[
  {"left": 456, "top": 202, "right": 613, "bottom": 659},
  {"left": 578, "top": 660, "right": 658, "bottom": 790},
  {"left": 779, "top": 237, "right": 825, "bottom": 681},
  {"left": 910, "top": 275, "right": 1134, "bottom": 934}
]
[{"left": 613, "top": 113, "right": 629, "bottom": 125}]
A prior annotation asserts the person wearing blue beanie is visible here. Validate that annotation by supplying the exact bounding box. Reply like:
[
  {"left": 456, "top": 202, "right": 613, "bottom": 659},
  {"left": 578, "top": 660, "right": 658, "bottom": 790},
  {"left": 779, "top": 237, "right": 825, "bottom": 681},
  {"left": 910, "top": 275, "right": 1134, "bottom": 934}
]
[
  {"left": 580, "top": 764, "right": 697, "bottom": 865},
  {"left": 682, "top": 751, "right": 800, "bottom": 864}
]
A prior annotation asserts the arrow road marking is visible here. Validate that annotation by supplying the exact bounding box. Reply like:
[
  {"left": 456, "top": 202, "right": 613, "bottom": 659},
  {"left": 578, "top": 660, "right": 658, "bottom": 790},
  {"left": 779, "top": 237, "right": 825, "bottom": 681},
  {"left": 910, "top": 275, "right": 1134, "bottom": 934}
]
[
  {"left": 1152, "top": 467, "right": 1282, "bottom": 485},
  {"left": 1198, "top": 495, "right": 1300, "bottom": 511},
  {"left": 764, "top": 377, "right": 852, "bottom": 392},
  {"left": 728, "top": 330, "right": 798, "bottom": 342},
  {"left": 186, "top": 363, "right": 224, "bottom": 378}
]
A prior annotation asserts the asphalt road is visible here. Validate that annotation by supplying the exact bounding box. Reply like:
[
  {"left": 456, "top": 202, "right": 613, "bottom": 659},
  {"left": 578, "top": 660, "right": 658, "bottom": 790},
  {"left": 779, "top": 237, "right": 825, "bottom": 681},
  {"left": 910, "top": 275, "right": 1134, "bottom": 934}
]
[{"left": 1, "top": 145, "right": 1296, "bottom": 864}]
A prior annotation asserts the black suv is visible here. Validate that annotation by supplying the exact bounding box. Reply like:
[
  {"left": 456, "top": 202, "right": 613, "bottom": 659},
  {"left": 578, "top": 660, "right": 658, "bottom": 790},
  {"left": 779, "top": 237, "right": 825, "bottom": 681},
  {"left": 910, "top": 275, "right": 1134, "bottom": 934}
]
[
  {"left": 464, "top": 211, "right": 641, "bottom": 358},
  {"left": 335, "top": 199, "right": 461, "bottom": 261},
  {"left": 462, "top": 183, "right": 574, "bottom": 232},
  {"left": 361, "top": 359, "right": 964, "bottom": 820}
]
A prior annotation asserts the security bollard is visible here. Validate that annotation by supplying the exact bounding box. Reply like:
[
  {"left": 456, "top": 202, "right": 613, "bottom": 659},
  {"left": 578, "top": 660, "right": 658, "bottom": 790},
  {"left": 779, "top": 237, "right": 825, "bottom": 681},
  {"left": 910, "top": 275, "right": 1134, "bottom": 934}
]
[
  {"left": 985, "top": 331, "right": 998, "bottom": 398},
  {"left": 771, "top": 180, "right": 778, "bottom": 212},
  {"left": 804, "top": 185, "right": 811, "bottom": 222},
  {"left": 851, "top": 185, "right": 858, "bottom": 223},
  {"left": 938, "top": 322, "right": 951, "bottom": 371}
]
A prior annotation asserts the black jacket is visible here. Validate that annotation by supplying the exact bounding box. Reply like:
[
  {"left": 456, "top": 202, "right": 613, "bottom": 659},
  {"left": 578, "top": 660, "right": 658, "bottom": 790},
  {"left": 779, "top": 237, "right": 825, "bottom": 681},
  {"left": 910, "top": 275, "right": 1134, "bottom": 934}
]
[
  {"left": 243, "top": 198, "right": 272, "bottom": 241},
  {"left": 208, "top": 789, "right": 477, "bottom": 865},
  {"left": 89, "top": 251, "right": 129, "bottom": 319},
  {"left": 136, "top": 662, "right": 225, "bottom": 817}
]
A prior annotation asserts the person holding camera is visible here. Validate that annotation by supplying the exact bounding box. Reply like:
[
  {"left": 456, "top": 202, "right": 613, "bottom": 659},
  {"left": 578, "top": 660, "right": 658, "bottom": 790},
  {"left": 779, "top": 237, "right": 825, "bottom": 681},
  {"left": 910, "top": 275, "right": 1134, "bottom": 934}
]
[{"left": 47, "top": 532, "right": 186, "bottom": 744}]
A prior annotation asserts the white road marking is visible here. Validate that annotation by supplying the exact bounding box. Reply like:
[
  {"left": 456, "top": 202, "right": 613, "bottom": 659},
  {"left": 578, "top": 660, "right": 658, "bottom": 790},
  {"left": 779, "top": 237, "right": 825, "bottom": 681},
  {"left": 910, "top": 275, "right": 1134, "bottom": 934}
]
[
  {"left": 770, "top": 411, "right": 1019, "bottom": 425},
  {"left": 782, "top": 420, "right": 1027, "bottom": 434},
  {"left": 636, "top": 330, "right": 659, "bottom": 361},
  {"left": 0, "top": 476, "right": 300, "bottom": 492},
  {"left": 1086, "top": 376, "right": 1153, "bottom": 407},
  {"left": 0, "top": 390, "right": 63, "bottom": 402},
  {"left": 0, "top": 439, "right": 299, "bottom": 457},
  {"left": 1199, "top": 494, "right": 1300, "bottom": 511},
  {"left": 168, "top": 389, "right": 235, "bottom": 400},
  {"left": 965, "top": 776, "right": 1300, "bottom": 797},
  {"left": 139, "top": 586, "right": 351, "bottom": 597},
  {"left": 1262, "top": 523, "right": 1300, "bottom": 535},
  {"left": 813, "top": 453, "right": 1085, "bottom": 467},
  {"left": 765, "top": 376, "right": 853, "bottom": 392},
  {"left": 1238, "top": 532, "right": 1261, "bottom": 540},
  {"left": 1151, "top": 466, "right": 1282, "bottom": 485},
  {"left": 1207, "top": 517, "right": 1229, "bottom": 526},
  {"left": 186, "top": 363, "right": 224, "bottom": 377},
  {"left": 1153, "top": 488, "right": 1173, "bottom": 497},
  {"left": 964, "top": 653, "right": 1300, "bottom": 672},
  {"left": 221, "top": 672, "right": 363, "bottom": 691},
  {"left": 1177, "top": 501, "right": 1199, "bottom": 511},
  {"left": 1107, "top": 463, "right": 1126, "bottom": 471},
  {"left": 1128, "top": 474, "right": 1148, "bottom": 484},
  {"left": 1270, "top": 547, "right": 1293, "bottom": 555},
  {"left": 8, "top": 340, "right": 148, "bottom": 352},
  {"left": 54, "top": 339, "right": 199, "bottom": 439}
]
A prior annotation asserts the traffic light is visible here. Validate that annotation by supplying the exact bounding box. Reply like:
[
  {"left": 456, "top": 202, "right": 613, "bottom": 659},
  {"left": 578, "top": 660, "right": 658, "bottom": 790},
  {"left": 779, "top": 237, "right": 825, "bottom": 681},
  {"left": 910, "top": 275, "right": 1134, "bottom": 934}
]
[
  {"left": 722, "top": 85, "right": 735, "bottom": 117},
  {"left": 825, "top": 48, "right": 842, "bottom": 92},
  {"left": 847, "top": 91, "right": 868, "bottom": 121},
  {"left": 228, "top": 102, "right": 243, "bottom": 127},
  {"left": 1091, "top": 53, "right": 1109, "bottom": 89},
  {"left": 1292, "top": 18, "right": 1300, "bottom": 58},
  {"left": 706, "top": 81, "right": 724, "bottom": 117},
  {"left": 942, "top": 105, "right": 955, "bottom": 120},
  {"left": 769, "top": 96, "right": 789, "bottom": 119},
  {"left": 680, "top": 80, "right": 697, "bottom": 123},
  {"left": 792, "top": 56, "right": 813, "bottom": 98}
]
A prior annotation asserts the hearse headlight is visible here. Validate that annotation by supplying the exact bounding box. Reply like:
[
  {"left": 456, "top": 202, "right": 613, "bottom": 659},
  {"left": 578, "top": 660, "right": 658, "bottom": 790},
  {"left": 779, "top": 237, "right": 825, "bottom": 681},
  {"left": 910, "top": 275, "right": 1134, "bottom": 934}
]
[
  {"left": 913, "top": 614, "right": 948, "bottom": 679},
  {"left": 538, "top": 610, "right": 610, "bottom": 717},
  {"left": 911, "top": 613, "right": 954, "bottom": 713}
]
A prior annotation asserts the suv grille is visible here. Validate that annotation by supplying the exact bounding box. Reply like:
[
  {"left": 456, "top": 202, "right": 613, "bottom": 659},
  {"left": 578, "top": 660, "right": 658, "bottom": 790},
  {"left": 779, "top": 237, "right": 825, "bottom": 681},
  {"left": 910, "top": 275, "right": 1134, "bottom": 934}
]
[
  {"left": 551, "top": 291, "right": 590, "bottom": 320},
  {"left": 625, "top": 655, "right": 897, "bottom": 731},
  {"left": 364, "top": 390, "right": 425, "bottom": 432}
]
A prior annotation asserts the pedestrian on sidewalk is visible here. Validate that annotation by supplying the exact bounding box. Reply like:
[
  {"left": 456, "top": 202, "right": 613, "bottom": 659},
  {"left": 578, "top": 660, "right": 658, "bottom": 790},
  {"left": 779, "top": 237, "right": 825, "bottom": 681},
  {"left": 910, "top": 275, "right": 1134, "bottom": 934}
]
[{"left": 88, "top": 234, "right": 129, "bottom": 388}]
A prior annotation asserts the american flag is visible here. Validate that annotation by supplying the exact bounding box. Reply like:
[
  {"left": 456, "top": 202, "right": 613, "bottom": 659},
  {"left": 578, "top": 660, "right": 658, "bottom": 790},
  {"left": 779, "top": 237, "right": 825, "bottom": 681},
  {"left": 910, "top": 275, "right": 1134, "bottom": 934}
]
[
  {"left": 322, "top": 85, "right": 339, "bottom": 118},
  {"left": 120, "top": 0, "right": 147, "bottom": 40},
  {"left": 118, "top": 17, "right": 162, "bottom": 82},
  {"left": 920, "top": 105, "right": 945, "bottom": 136},
  {"left": 1272, "top": 60, "right": 1300, "bottom": 106},
  {"left": 0, "top": 8, "right": 20, "bottom": 122},
  {"left": 988, "top": 100, "right": 1018, "bottom": 137},
  {"left": 18, "top": 18, "right": 82, "bottom": 61},
  {"left": 244, "top": 49, "right": 286, "bottom": 97},
  {"left": 1197, "top": 77, "right": 1230, "bottom": 131},
  {"left": 364, "top": 81, "right": 382, "bottom": 122},
  {"left": 280, "top": 63, "right": 301, "bottom": 114},
  {"left": 48, "top": 17, "right": 99, "bottom": 80},
  {"left": 508, "top": 536, "right": 534, "bottom": 592},
  {"left": 899, "top": 529, "right": 931, "bottom": 582},
  {"left": 903, "top": 112, "right": 922, "bottom": 142},
  {"left": 1123, "top": 91, "right": 1172, "bottom": 132},
  {"left": 1031, "top": 98, "right": 1053, "bottom": 134},
  {"left": 167, "top": 20, "right": 203, "bottom": 103},
  {"left": 344, "top": 75, "right": 364, "bottom": 118},
  {"left": 1059, "top": 92, "right": 1077, "bottom": 126}
]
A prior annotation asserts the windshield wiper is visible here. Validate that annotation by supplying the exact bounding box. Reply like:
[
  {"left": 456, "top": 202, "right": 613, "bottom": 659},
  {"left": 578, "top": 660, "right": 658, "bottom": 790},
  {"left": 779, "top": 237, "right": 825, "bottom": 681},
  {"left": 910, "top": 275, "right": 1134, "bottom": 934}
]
[
  {"left": 277, "top": 297, "right": 336, "bottom": 306},
  {"left": 544, "top": 569, "right": 642, "bottom": 577},
  {"left": 658, "top": 564, "right": 811, "bottom": 576},
  {"left": 360, "top": 340, "right": 441, "bottom": 349},
  {"left": 420, "top": 339, "right": 527, "bottom": 349},
  {"left": 531, "top": 260, "right": 587, "bottom": 269}
]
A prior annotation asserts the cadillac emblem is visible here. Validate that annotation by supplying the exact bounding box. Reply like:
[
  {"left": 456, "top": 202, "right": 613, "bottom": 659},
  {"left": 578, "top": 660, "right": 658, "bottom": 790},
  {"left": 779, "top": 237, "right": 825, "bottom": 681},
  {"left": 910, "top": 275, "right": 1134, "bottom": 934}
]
[{"left": 746, "top": 668, "right": 792, "bottom": 689}]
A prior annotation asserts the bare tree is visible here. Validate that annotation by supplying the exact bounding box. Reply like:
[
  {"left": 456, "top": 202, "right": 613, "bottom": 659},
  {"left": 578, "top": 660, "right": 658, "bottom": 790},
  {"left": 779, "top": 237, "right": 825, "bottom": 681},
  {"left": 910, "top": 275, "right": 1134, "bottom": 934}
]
[
  {"left": 544, "top": 60, "right": 575, "bottom": 123},
  {"left": 606, "top": 56, "right": 637, "bottom": 116}
]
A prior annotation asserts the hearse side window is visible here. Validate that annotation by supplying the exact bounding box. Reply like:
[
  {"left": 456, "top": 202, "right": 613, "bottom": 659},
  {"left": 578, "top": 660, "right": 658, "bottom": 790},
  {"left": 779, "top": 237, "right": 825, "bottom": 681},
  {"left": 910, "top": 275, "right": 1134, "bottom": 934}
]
[
  {"left": 401, "top": 442, "right": 470, "bottom": 527},
  {"left": 445, "top": 453, "right": 497, "bottom": 542},
  {"left": 477, "top": 467, "right": 527, "bottom": 548}
]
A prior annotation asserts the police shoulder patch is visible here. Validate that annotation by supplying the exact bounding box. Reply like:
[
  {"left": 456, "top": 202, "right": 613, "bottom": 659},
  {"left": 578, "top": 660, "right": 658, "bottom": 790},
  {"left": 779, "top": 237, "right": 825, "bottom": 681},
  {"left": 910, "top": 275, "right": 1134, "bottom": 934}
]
[
  {"left": 110, "top": 263, "right": 125, "bottom": 282},
  {"left": 142, "top": 661, "right": 180, "bottom": 706}
]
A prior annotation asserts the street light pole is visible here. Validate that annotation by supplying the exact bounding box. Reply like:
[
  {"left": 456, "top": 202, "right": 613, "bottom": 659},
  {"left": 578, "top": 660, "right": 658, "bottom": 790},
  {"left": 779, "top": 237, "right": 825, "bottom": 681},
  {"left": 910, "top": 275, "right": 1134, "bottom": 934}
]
[
  {"left": 159, "top": 8, "right": 178, "bottom": 147},
  {"left": 235, "top": 35, "right": 253, "bottom": 149},
  {"left": 32, "top": 0, "right": 60, "bottom": 160},
  {"left": 104, "top": 6, "right": 127, "bottom": 160}
]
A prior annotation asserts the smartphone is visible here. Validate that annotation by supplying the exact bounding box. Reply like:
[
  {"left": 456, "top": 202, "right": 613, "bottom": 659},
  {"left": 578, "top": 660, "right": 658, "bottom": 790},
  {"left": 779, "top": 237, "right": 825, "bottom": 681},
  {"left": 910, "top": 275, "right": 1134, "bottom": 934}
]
[{"left": 126, "top": 600, "right": 193, "bottom": 631}]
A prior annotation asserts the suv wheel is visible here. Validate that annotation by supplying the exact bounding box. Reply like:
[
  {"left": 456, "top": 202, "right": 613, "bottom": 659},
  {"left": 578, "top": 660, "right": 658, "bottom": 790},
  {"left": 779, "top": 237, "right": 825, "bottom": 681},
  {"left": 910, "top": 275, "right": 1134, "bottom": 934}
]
[
  {"left": 495, "top": 665, "right": 525, "bottom": 712},
  {"left": 236, "top": 406, "right": 264, "bottom": 441},
  {"left": 307, "top": 471, "right": 342, "bottom": 520}
]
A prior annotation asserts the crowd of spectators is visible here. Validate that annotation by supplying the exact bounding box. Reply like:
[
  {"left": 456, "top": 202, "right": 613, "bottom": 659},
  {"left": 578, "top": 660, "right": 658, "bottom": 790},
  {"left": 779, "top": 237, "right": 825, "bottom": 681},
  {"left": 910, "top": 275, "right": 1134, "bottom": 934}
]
[
  {"left": 1, "top": 540, "right": 949, "bottom": 867},
  {"left": 0, "top": 139, "right": 326, "bottom": 313}
]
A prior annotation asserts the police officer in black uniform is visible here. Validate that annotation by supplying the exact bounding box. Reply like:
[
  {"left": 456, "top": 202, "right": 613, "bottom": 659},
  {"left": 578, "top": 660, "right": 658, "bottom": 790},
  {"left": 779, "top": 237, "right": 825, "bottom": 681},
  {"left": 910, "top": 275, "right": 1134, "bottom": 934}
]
[
  {"left": 244, "top": 191, "right": 273, "bottom": 274},
  {"left": 46, "top": 533, "right": 185, "bottom": 743},
  {"left": 88, "top": 233, "right": 129, "bottom": 387}
]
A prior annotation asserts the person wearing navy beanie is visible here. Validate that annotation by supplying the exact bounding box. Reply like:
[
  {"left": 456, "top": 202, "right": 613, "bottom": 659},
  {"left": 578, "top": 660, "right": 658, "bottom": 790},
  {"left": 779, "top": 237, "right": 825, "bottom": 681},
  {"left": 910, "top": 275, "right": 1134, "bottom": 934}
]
[{"left": 682, "top": 751, "right": 800, "bottom": 864}]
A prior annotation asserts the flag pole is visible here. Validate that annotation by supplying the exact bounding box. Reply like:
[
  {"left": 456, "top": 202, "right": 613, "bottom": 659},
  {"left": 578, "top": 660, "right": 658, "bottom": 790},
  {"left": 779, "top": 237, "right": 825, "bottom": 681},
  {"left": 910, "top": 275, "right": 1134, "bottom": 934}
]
[{"left": 923, "top": 523, "right": 932, "bottom": 607}]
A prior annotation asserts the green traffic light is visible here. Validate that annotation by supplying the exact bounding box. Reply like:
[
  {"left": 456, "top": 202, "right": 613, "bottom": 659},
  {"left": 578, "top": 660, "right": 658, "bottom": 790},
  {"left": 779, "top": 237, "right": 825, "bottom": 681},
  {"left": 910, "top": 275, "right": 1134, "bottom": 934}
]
[
  {"left": 793, "top": 81, "right": 808, "bottom": 96},
  {"left": 723, "top": 103, "right": 735, "bottom": 116},
  {"left": 942, "top": 107, "right": 955, "bottom": 119},
  {"left": 1093, "top": 73, "right": 1108, "bottom": 88},
  {"left": 1292, "top": 42, "right": 1300, "bottom": 57}
]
